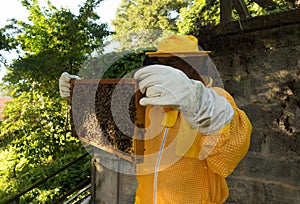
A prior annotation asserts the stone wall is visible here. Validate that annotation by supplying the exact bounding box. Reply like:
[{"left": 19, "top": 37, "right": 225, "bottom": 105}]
[{"left": 197, "top": 9, "right": 300, "bottom": 204}]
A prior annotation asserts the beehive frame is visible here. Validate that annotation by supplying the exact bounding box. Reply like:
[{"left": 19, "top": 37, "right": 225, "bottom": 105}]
[{"left": 70, "top": 78, "right": 145, "bottom": 163}]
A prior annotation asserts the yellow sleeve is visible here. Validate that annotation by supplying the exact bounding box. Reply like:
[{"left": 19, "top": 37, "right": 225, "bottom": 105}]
[{"left": 199, "top": 88, "right": 252, "bottom": 177}]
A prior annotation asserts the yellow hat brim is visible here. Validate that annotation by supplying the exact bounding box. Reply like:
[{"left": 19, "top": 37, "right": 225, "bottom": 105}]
[{"left": 146, "top": 51, "right": 211, "bottom": 57}]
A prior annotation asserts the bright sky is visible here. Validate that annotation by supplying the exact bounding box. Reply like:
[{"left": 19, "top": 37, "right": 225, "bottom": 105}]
[{"left": 0, "top": 0, "right": 121, "bottom": 81}]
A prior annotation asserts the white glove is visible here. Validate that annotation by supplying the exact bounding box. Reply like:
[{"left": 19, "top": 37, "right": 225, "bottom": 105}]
[
  {"left": 134, "top": 65, "right": 234, "bottom": 135},
  {"left": 59, "top": 72, "right": 81, "bottom": 98}
]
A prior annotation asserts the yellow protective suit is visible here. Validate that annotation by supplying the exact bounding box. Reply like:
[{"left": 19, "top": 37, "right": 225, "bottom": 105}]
[{"left": 135, "top": 87, "right": 252, "bottom": 204}]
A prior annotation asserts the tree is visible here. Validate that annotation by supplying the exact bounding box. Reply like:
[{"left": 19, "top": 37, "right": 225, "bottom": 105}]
[
  {"left": 178, "top": 0, "right": 298, "bottom": 34},
  {"left": 178, "top": 0, "right": 218, "bottom": 34},
  {"left": 112, "top": 0, "right": 298, "bottom": 46},
  {"left": 0, "top": 25, "right": 16, "bottom": 66},
  {"left": 112, "top": 0, "right": 193, "bottom": 49},
  {"left": 0, "top": 0, "right": 110, "bottom": 202},
  {"left": 2, "top": 0, "right": 110, "bottom": 97}
]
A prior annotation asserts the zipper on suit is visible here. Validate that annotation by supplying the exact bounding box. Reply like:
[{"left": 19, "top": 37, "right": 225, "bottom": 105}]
[{"left": 153, "top": 127, "right": 169, "bottom": 204}]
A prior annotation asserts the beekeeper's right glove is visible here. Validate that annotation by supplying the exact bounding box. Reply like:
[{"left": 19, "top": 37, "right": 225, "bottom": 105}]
[
  {"left": 59, "top": 72, "right": 81, "bottom": 99},
  {"left": 134, "top": 65, "right": 234, "bottom": 135}
]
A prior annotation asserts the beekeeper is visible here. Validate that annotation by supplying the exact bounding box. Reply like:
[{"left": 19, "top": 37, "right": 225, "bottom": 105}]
[{"left": 59, "top": 34, "right": 252, "bottom": 204}]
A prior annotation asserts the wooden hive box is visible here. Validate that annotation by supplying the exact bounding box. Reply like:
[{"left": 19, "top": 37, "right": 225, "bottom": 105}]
[{"left": 70, "top": 78, "right": 145, "bottom": 163}]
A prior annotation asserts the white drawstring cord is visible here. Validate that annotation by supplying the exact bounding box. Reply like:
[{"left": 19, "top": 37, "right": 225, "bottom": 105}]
[{"left": 153, "top": 127, "right": 169, "bottom": 204}]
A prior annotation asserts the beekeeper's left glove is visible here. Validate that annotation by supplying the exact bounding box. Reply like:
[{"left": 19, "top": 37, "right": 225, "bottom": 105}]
[
  {"left": 134, "top": 65, "right": 233, "bottom": 135},
  {"left": 59, "top": 72, "right": 81, "bottom": 99}
]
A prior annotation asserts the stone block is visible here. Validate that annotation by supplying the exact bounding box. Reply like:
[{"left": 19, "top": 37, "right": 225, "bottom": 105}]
[
  {"left": 226, "top": 175, "right": 300, "bottom": 204},
  {"left": 248, "top": 129, "right": 265, "bottom": 153},
  {"left": 242, "top": 103, "right": 282, "bottom": 128},
  {"left": 267, "top": 130, "right": 299, "bottom": 156},
  {"left": 238, "top": 153, "right": 300, "bottom": 186},
  {"left": 247, "top": 128, "right": 299, "bottom": 156}
]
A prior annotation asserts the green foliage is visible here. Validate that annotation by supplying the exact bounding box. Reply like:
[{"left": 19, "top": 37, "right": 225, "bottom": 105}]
[
  {"left": 0, "top": 26, "right": 15, "bottom": 65},
  {"left": 79, "top": 47, "right": 153, "bottom": 80},
  {"left": 177, "top": 0, "right": 220, "bottom": 34},
  {"left": 1, "top": 89, "right": 69, "bottom": 162},
  {"left": 112, "top": 0, "right": 192, "bottom": 49},
  {"left": 0, "top": 0, "right": 110, "bottom": 202},
  {"left": 0, "top": 86, "right": 92, "bottom": 203},
  {"left": 104, "top": 49, "right": 148, "bottom": 78},
  {"left": 113, "top": 0, "right": 298, "bottom": 40},
  {"left": 180, "top": 0, "right": 298, "bottom": 34},
  {"left": 2, "top": 0, "right": 110, "bottom": 97},
  {"left": 178, "top": 0, "right": 298, "bottom": 34},
  {"left": 246, "top": 0, "right": 295, "bottom": 16},
  {"left": 0, "top": 31, "right": 10, "bottom": 52},
  {"left": 0, "top": 145, "right": 91, "bottom": 203}
]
